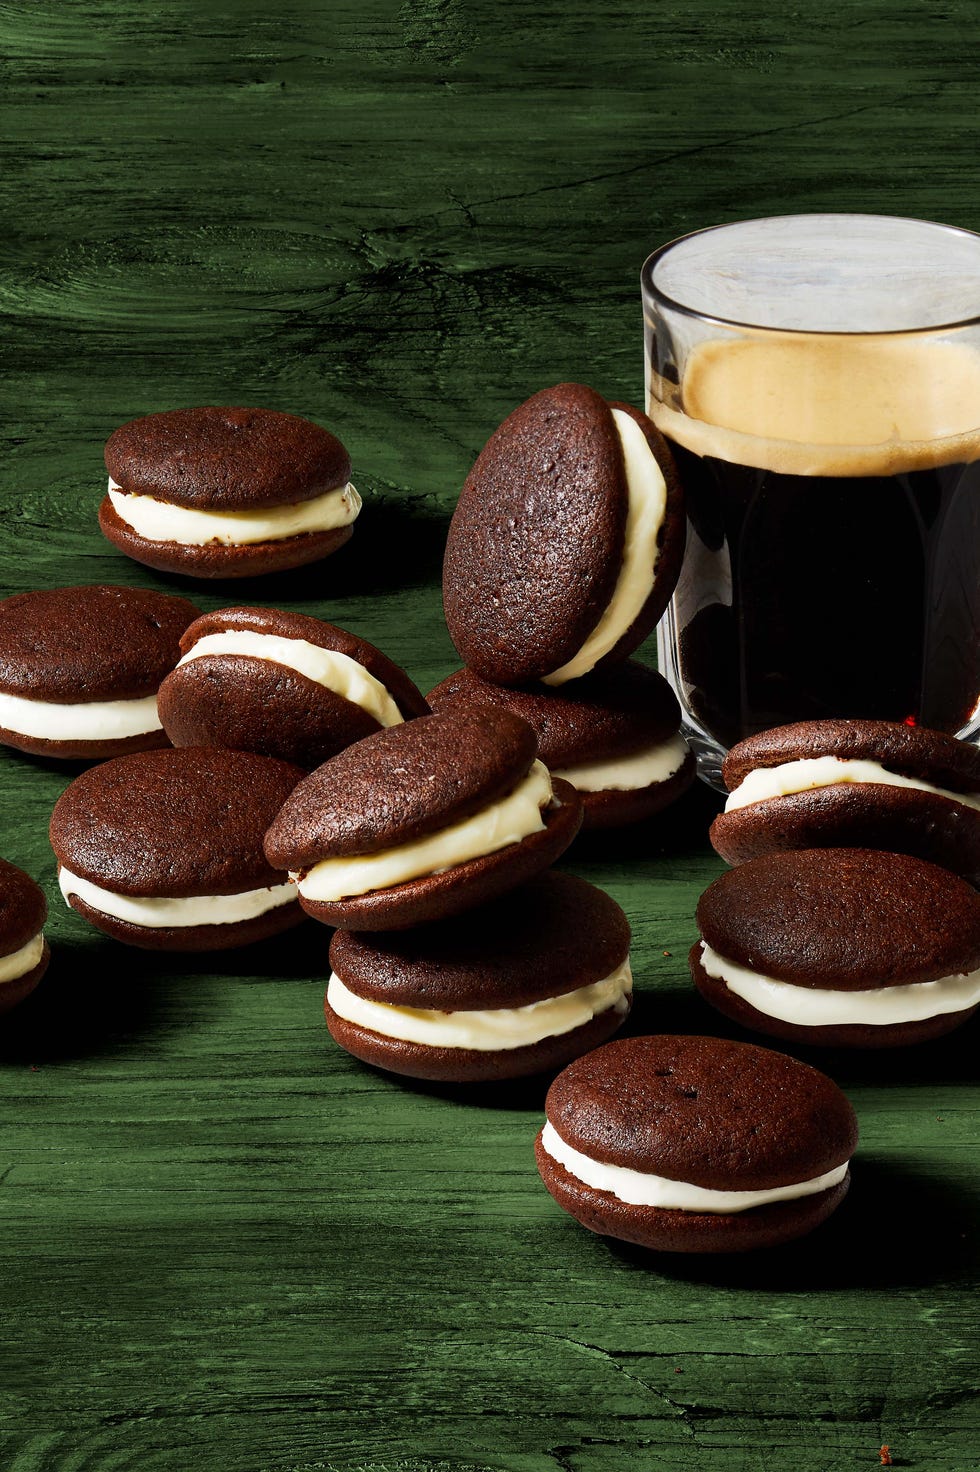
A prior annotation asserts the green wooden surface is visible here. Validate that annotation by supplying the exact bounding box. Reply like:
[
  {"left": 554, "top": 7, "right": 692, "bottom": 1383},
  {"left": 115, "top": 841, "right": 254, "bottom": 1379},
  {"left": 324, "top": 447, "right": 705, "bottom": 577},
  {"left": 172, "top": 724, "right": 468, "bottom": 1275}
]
[{"left": 1, "top": 3, "right": 977, "bottom": 1469}]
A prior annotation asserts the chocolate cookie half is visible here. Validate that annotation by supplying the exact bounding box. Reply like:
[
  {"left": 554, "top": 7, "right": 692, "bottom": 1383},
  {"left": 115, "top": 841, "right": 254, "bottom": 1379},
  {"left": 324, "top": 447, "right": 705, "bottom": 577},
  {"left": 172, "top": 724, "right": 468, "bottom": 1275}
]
[
  {"left": 711, "top": 719, "right": 980, "bottom": 884},
  {"left": 0, "top": 585, "right": 199, "bottom": 760},
  {"left": 50, "top": 747, "right": 305, "bottom": 950},
  {"left": 0, "top": 859, "right": 49, "bottom": 1014},
  {"left": 426, "top": 662, "right": 694, "bottom": 829},
  {"left": 442, "top": 383, "right": 684, "bottom": 686},
  {"left": 326, "top": 872, "right": 632, "bottom": 1080},
  {"left": 535, "top": 1035, "right": 857, "bottom": 1253},
  {"left": 158, "top": 606, "right": 429, "bottom": 768},
  {"left": 264, "top": 707, "right": 583, "bottom": 930},
  {"left": 100, "top": 406, "right": 359, "bottom": 578},
  {"left": 692, "top": 848, "right": 980, "bottom": 1047}
]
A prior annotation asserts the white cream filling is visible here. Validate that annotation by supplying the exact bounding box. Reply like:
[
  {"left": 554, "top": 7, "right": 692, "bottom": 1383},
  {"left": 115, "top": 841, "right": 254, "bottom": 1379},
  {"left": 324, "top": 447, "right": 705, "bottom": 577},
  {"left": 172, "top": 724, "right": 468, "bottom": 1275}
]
[
  {"left": 543, "top": 409, "right": 667, "bottom": 685},
  {"left": 58, "top": 866, "right": 296, "bottom": 929},
  {"left": 107, "top": 479, "right": 361, "bottom": 546},
  {"left": 177, "top": 631, "right": 402, "bottom": 728},
  {"left": 0, "top": 932, "right": 45, "bottom": 984},
  {"left": 296, "top": 759, "right": 554, "bottom": 903},
  {"left": 552, "top": 731, "right": 689, "bottom": 793},
  {"left": 327, "top": 957, "right": 632, "bottom": 1051},
  {"left": 725, "top": 755, "right": 980, "bottom": 813},
  {"left": 0, "top": 689, "right": 162, "bottom": 741},
  {"left": 540, "top": 1121, "right": 848, "bottom": 1212},
  {"left": 700, "top": 941, "right": 980, "bottom": 1026}
]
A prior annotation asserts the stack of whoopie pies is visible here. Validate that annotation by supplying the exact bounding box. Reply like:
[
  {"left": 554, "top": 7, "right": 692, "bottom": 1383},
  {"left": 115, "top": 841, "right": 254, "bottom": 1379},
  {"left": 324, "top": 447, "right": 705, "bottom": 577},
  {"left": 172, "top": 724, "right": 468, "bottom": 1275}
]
[
  {"left": 263, "top": 704, "right": 640, "bottom": 1081},
  {"left": 690, "top": 718, "right": 980, "bottom": 1048},
  {"left": 437, "top": 383, "right": 696, "bottom": 829}
]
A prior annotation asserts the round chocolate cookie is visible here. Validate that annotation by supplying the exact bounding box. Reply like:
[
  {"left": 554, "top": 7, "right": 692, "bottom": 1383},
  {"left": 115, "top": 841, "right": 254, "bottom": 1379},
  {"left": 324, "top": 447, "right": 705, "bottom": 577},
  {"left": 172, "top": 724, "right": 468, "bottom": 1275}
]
[
  {"left": 711, "top": 718, "right": 980, "bottom": 884},
  {"left": 326, "top": 871, "right": 632, "bottom": 1081},
  {"left": 50, "top": 746, "right": 306, "bottom": 950},
  {"left": 692, "top": 848, "right": 980, "bottom": 1047},
  {"left": 0, "top": 584, "right": 200, "bottom": 760},
  {"left": 535, "top": 1034, "right": 857, "bottom": 1253},
  {"left": 426, "top": 661, "right": 695, "bottom": 829},
  {"left": 442, "top": 383, "right": 684, "bottom": 686},
  {"left": 100, "top": 406, "right": 359, "bottom": 579},
  {"left": 0, "top": 859, "right": 50, "bottom": 1014},
  {"left": 264, "top": 707, "right": 583, "bottom": 930},
  {"left": 158, "top": 606, "right": 430, "bottom": 768}
]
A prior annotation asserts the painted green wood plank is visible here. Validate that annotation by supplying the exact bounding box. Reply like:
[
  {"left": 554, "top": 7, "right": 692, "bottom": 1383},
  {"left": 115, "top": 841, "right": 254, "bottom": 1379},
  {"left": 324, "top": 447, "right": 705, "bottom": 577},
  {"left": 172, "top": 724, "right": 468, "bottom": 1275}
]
[{"left": 1, "top": 2, "right": 977, "bottom": 1470}]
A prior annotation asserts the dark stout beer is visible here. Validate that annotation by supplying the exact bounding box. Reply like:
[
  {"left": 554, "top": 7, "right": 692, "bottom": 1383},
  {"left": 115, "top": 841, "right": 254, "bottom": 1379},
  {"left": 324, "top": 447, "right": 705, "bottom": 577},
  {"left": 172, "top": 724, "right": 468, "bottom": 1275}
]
[{"left": 652, "top": 335, "right": 980, "bottom": 750}]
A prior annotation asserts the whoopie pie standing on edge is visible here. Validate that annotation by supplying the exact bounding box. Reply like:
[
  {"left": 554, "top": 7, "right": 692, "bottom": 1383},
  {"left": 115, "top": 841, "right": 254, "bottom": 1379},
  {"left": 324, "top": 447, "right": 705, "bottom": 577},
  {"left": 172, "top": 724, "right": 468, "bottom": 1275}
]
[
  {"left": 100, "top": 406, "right": 360, "bottom": 578},
  {"left": 442, "top": 383, "right": 685, "bottom": 686},
  {"left": 536, "top": 1035, "right": 858, "bottom": 1253},
  {"left": 50, "top": 747, "right": 306, "bottom": 950},
  {"left": 0, "top": 585, "right": 199, "bottom": 760},
  {"left": 692, "top": 848, "right": 980, "bottom": 1048},
  {"left": 710, "top": 718, "right": 980, "bottom": 885},
  {"left": 0, "top": 859, "right": 49, "bottom": 1014},
  {"left": 326, "top": 871, "right": 632, "bottom": 1081},
  {"left": 264, "top": 707, "right": 583, "bottom": 931},
  {"left": 158, "top": 606, "right": 430, "bottom": 769},
  {"left": 426, "top": 661, "right": 694, "bottom": 828}
]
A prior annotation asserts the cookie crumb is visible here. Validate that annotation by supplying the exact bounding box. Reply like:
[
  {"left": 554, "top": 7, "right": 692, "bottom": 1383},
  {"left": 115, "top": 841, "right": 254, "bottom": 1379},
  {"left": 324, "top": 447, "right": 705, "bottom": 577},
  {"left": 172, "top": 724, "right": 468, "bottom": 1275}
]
[
  {"left": 878, "top": 1446, "right": 892, "bottom": 1466},
  {"left": 662, "top": 950, "right": 671, "bottom": 957}
]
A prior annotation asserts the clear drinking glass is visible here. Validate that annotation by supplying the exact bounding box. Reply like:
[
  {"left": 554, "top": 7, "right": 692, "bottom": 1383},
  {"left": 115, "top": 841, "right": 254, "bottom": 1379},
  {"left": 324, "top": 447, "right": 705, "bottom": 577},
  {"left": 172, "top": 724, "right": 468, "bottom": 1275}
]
[{"left": 642, "top": 213, "right": 980, "bottom": 788}]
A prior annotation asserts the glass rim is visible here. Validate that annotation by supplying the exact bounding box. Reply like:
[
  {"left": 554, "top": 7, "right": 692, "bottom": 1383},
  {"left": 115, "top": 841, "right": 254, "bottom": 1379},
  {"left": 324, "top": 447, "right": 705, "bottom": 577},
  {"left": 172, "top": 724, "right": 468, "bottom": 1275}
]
[{"left": 641, "top": 212, "right": 980, "bottom": 337}]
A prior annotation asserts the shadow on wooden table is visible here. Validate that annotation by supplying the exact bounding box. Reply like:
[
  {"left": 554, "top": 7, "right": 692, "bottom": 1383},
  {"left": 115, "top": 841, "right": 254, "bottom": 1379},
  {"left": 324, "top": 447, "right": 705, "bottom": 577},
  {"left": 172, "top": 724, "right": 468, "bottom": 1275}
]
[
  {"left": 627, "top": 984, "right": 980, "bottom": 1088},
  {"left": 0, "top": 919, "right": 328, "bottom": 1065},
  {"left": 568, "top": 778, "right": 725, "bottom": 866},
  {"left": 132, "top": 497, "right": 450, "bottom": 606},
  {"left": 606, "top": 1154, "right": 976, "bottom": 1292},
  {"left": 0, "top": 940, "right": 175, "bottom": 1065},
  {"left": 361, "top": 1062, "right": 552, "bottom": 1114}
]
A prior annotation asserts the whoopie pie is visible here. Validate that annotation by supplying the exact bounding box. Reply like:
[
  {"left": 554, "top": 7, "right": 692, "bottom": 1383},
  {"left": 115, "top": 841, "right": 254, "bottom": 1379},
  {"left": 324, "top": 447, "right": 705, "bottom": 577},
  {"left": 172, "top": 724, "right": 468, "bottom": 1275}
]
[
  {"left": 326, "top": 872, "right": 632, "bottom": 1081},
  {"left": 711, "top": 718, "right": 980, "bottom": 884},
  {"left": 535, "top": 1034, "right": 857, "bottom": 1253},
  {"left": 50, "top": 747, "right": 306, "bottom": 950},
  {"left": 158, "top": 606, "right": 429, "bottom": 768},
  {"left": 442, "top": 383, "right": 684, "bottom": 686},
  {"left": 264, "top": 707, "right": 583, "bottom": 930},
  {"left": 426, "top": 661, "right": 694, "bottom": 828},
  {"left": 100, "top": 406, "right": 359, "bottom": 578},
  {"left": 0, "top": 584, "right": 199, "bottom": 760},
  {"left": 692, "top": 848, "right": 980, "bottom": 1048},
  {"left": 0, "top": 859, "right": 49, "bottom": 1014}
]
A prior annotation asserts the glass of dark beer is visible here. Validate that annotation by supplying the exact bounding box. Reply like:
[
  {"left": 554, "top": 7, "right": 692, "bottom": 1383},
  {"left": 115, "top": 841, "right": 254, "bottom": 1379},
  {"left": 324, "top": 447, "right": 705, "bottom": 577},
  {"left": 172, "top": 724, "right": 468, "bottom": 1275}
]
[{"left": 643, "top": 213, "right": 980, "bottom": 787}]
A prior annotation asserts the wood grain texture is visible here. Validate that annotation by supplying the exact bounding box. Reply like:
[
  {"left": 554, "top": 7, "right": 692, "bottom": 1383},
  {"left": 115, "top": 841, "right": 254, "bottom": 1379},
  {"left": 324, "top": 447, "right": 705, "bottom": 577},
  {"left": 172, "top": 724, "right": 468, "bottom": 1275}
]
[{"left": 1, "top": 2, "right": 977, "bottom": 1469}]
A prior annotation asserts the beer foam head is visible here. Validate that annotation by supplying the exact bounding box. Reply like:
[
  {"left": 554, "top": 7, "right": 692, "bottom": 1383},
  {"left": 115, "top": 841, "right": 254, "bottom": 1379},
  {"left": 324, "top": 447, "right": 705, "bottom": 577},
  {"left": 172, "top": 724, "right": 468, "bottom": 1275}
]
[
  {"left": 644, "top": 214, "right": 980, "bottom": 475},
  {"left": 650, "top": 334, "right": 980, "bottom": 476}
]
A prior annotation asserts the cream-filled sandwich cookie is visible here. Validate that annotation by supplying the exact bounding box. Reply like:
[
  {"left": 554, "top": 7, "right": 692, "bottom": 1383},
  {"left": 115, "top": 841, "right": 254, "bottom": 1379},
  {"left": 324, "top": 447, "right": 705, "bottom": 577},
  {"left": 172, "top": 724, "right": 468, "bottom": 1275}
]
[
  {"left": 442, "top": 384, "right": 685, "bottom": 687},
  {"left": 100, "top": 406, "right": 359, "bottom": 579},
  {"left": 325, "top": 872, "right": 632, "bottom": 1080},
  {"left": 0, "top": 585, "right": 200, "bottom": 760},
  {"left": 692, "top": 847, "right": 980, "bottom": 1048},
  {"left": 536, "top": 1035, "right": 857, "bottom": 1253},
  {"left": 0, "top": 859, "right": 50, "bottom": 1014},
  {"left": 158, "top": 606, "right": 430, "bottom": 769},
  {"left": 710, "top": 719, "right": 980, "bottom": 884},
  {"left": 264, "top": 707, "right": 583, "bottom": 931},
  {"left": 427, "top": 661, "right": 695, "bottom": 829},
  {"left": 50, "top": 747, "right": 306, "bottom": 950}
]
